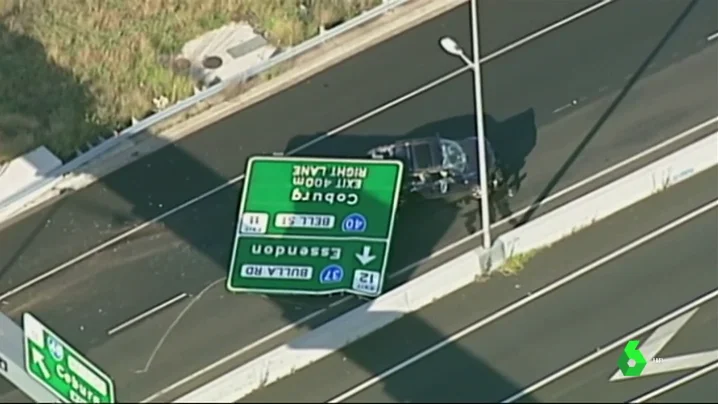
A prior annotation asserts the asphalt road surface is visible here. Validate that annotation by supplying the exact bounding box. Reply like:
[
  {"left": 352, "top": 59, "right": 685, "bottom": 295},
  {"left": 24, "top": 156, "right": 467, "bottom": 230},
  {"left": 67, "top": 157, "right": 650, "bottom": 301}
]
[
  {"left": 239, "top": 167, "right": 718, "bottom": 403},
  {"left": 515, "top": 302, "right": 718, "bottom": 403},
  {"left": 2, "top": 0, "right": 717, "bottom": 401},
  {"left": 646, "top": 369, "right": 718, "bottom": 403}
]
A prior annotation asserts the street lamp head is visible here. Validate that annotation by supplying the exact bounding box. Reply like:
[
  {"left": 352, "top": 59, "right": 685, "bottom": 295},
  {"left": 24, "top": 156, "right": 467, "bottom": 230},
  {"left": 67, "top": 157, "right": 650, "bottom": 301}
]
[{"left": 439, "top": 36, "right": 464, "bottom": 57}]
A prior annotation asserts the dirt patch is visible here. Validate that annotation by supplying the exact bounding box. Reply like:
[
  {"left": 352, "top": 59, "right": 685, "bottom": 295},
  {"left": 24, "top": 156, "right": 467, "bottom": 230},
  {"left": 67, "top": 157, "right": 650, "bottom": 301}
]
[{"left": 0, "top": 0, "right": 381, "bottom": 162}]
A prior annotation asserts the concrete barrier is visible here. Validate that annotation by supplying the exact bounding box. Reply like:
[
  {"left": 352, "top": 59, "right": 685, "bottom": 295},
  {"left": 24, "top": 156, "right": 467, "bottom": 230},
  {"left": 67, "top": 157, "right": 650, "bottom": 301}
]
[
  {"left": 172, "top": 131, "right": 717, "bottom": 403},
  {"left": 0, "top": 313, "right": 61, "bottom": 403},
  {"left": 0, "top": 0, "right": 467, "bottom": 227},
  {"left": 174, "top": 249, "right": 483, "bottom": 402},
  {"left": 0, "top": 147, "right": 61, "bottom": 206},
  {"left": 492, "top": 131, "right": 718, "bottom": 264}
]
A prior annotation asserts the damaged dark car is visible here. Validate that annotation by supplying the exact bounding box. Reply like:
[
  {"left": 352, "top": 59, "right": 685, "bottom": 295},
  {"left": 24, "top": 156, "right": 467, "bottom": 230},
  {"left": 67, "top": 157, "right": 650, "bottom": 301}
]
[{"left": 368, "top": 135, "right": 510, "bottom": 204}]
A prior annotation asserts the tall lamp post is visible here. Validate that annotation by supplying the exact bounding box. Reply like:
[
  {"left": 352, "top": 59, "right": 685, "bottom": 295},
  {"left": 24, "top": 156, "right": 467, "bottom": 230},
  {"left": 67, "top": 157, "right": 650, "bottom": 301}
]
[{"left": 439, "top": 0, "right": 492, "bottom": 250}]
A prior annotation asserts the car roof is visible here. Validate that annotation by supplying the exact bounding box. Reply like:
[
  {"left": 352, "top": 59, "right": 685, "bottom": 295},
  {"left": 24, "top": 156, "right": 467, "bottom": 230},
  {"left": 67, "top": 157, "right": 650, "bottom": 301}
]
[{"left": 396, "top": 137, "right": 443, "bottom": 171}]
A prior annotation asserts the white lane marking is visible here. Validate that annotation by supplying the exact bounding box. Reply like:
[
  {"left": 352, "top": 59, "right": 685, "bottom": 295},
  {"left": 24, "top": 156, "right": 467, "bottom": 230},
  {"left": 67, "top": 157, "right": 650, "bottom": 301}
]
[
  {"left": 638, "top": 352, "right": 718, "bottom": 377},
  {"left": 610, "top": 310, "right": 718, "bottom": 381},
  {"left": 135, "top": 277, "right": 224, "bottom": 374},
  {"left": 707, "top": 32, "right": 718, "bottom": 42},
  {"left": 629, "top": 362, "right": 718, "bottom": 403},
  {"left": 139, "top": 116, "right": 718, "bottom": 403},
  {"left": 502, "top": 312, "right": 718, "bottom": 398},
  {"left": 476, "top": 0, "right": 618, "bottom": 64},
  {"left": 285, "top": 64, "right": 466, "bottom": 154},
  {"left": 552, "top": 99, "right": 578, "bottom": 113},
  {"left": 139, "top": 307, "right": 330, "bottom": 402},
  {"left": 328, "top": 200, "right": 718, "bottom": 403},
  {"left": 107, "top": 293, "right": 188, "bottom": 336},
  {"left": 387, "top": 117, "right": 718, "bottom": 281},
  {"left": 634, "top": 311, "right": 696, "bottom": 364},
  {"left": 0, "top": 67, "right": 462, "bottom": 304},
  {"left": 0, "top": 0, "right": 619, "bottom": 304}
]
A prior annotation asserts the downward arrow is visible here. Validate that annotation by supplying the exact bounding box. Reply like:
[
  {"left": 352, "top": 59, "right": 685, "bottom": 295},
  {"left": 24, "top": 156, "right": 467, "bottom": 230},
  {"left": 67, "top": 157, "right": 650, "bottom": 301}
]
[
  {"left": 355, "top": 246, "right": 376, "bottom": 266},
  {"left": 32, "top": 348, "right": 50, "bottom": 380}
]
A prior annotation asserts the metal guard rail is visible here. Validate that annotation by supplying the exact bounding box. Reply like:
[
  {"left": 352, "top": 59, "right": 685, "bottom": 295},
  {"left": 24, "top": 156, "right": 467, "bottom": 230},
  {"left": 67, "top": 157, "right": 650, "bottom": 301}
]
[{"left": 0, "top": 0, "right": 410, "bottom": 211}]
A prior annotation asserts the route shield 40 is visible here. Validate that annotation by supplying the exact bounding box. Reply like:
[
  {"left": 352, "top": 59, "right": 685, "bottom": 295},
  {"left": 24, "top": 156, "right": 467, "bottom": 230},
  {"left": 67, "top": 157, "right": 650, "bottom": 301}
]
[
  {"left": 23, "top": 313, "right": 115, "bottom": 403},
  {"left": 227, "top": 156, "right": 403, "bottom": 297}
]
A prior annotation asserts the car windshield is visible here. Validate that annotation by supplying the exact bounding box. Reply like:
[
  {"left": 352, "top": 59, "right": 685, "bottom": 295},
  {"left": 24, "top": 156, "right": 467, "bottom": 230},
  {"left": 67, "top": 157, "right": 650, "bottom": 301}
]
[{"left": 439, "top": 138, "right": 468, "bottom": 172}]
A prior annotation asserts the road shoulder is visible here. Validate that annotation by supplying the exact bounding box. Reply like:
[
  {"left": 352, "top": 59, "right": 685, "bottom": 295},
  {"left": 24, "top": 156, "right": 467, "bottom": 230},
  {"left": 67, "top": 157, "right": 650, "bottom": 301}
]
[{"left": 240, "top": 166, "right": 718, "bottom": 402}]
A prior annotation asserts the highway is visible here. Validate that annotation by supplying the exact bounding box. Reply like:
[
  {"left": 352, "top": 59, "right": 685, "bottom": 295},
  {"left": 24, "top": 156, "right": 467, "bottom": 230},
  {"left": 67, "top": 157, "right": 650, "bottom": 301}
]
[
  {"left": 240, "top": 166, "right": 718, "bottom": 403},
  {"left": 515, "top": 305, "right": 718, "bottom": 403},
  {"left": 1, "top": 0, "right": 717, "bottom": 401},
  {"left": 644, "top": 369, "right": 718, "bottom": 403}
]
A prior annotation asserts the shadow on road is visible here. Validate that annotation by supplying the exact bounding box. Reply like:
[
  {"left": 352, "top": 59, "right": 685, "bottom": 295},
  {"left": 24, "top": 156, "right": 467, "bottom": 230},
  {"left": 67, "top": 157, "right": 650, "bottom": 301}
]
[
  {"left": 0, "top": 22, "right": 103, "bottom": 400},
  {"left": 0, "top": 21, "right": 104, "bottom": 284},
  {"left": 230, "top": 176, "right": 535, "bottom": 402},
  {"left": 0, "top": 106, "right": 536, "bottom": 402},
  {"left": 263, "top": 171, "right": 538, "bottom": 402},
  {"left": 0, "top": 0, "right": 699, "bottom": 401},
  {"left": 286, "top": 110, "right": 537, "bottom": 287},
  {"left": 283, "top": 310, "right": 538, "bottom": 403},
  {"left": 0, "top": 200, "right": 66, "bottom": 283},
  {"left": 514, "top": 0, "right": 700, "bottom": 227}
]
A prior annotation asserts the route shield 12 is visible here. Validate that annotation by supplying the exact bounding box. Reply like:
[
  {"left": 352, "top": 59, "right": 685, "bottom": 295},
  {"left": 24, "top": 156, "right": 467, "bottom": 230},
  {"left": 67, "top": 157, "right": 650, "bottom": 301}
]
[
  {"left": 23, "top": 313, "right": 116, "bottom": 403},
  {"left": 227, "top": 156, "right": 403, "bottom": 297}
]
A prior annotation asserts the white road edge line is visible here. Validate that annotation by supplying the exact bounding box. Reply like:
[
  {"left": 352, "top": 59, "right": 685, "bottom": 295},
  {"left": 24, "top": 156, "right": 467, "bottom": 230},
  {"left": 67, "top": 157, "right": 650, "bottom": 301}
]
[
  {"left": 629, "top": 361, "right": 718, "bottom": 403},
  {"left": 328, "top": 200, "right": 718, "bottom": 403},
  {"left": 139, "top": 118, "right": 718, "bottom": 403},
  {"left": 477, "top": 0, "right": 617, "bottom": 64},
  {"left": 107, "top": 293, "right": 188, "bottom": 336},
  {"left": 140, "top": 306, "right": 331, "bottom": 403},
  {"left": 502, "top": 303, "right": 718, "bottom": 402},
  {"left": 388, "top": 117, "right": 718, "bottom": 281},
  {"left": 0, "top": 0, "right": 620, "bottom": 304},
  {"left": 707, "top": 32, "right": 718, "bottom": 42},
  {"left": 0, "top": 69, "right": 465, "bottom": 304},
  {"left": 502, "top": 310, "right": 718, "bottom": 397}
]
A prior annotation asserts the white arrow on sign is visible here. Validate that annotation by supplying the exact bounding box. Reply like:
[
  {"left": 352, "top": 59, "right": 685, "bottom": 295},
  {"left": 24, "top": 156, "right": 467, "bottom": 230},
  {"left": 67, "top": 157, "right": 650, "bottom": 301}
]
[
  {"left": 610, "top": 307, "right": 718, "bottom": 381},
  {"left": 355, "top": 246, "right": 376, "bottom": 266},
  {"left": 31, "top": 347, "right": 50, "bottom": 380}
]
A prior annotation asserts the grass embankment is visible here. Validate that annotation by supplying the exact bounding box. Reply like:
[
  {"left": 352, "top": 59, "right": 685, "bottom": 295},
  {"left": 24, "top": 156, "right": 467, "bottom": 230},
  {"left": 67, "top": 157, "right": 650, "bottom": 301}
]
[
  {"left": 0, "top": 0, "right": 380, "bottom": 162},
  {"left": 499, "top": 249, "right": 539, "bottom": 276}
]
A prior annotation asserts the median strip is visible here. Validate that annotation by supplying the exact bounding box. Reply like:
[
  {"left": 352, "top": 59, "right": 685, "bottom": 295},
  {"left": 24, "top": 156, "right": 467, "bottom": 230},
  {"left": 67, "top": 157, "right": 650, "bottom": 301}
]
[{"left": 169, "top": 131, "right": 717, "bottom": 402}]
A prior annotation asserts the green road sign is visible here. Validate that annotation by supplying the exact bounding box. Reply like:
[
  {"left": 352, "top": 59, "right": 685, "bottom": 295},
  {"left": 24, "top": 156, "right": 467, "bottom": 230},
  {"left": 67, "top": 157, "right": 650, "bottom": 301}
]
[
  {"left": 23, "top": 313, "right": 115, "bottom": 403},
  {"left": 227, "top": 156, "right": 404, "bottom": 297}
]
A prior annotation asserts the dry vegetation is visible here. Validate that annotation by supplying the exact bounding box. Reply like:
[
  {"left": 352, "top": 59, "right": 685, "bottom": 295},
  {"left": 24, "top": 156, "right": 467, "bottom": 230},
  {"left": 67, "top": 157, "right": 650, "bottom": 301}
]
[
  {"left": 0, "top": 0, "right": 380, "bottom": 162},
  {"left": 499, "top": 249, "right": 539, "bottom": 276}
]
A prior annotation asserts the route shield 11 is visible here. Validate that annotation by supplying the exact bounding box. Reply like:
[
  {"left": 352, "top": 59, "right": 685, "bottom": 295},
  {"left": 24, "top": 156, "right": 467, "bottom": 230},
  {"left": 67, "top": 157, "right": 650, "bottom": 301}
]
[
  {"left": 227, "top": 156, "right": 403, "bottom": 297},
  {"left": 23, "top": 313, "right": 116, "bottom": 403}
]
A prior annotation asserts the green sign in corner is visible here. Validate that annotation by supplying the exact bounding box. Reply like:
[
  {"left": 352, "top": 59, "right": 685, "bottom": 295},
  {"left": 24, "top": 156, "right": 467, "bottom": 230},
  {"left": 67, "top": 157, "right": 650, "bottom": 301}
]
[
  {"left": 23, "top": 313, "right": 115, "bottom": 403},
  {"left": 227, "top": 156, "right": 404, "bottom": 297}
]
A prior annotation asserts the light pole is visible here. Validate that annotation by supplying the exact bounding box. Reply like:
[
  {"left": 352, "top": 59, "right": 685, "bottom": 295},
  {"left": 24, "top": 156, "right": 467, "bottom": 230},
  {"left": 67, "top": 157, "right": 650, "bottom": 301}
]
[{"left": 439, "top": 0, "right": 492, "bottom": 250}]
